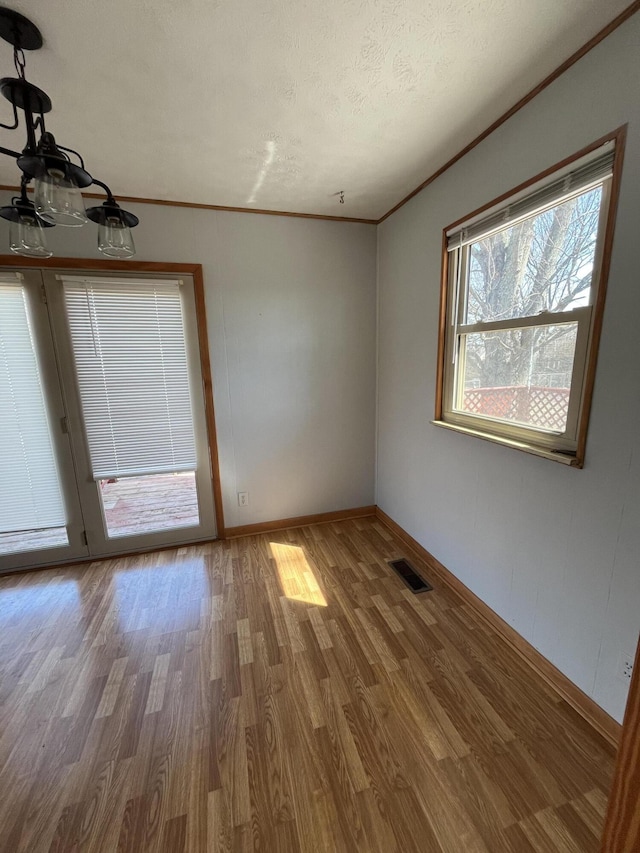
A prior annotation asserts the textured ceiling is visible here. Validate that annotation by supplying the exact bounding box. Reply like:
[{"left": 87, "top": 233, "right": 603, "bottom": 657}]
[{"left": 0, "top": 1, "right": 631, "bottom": 219}]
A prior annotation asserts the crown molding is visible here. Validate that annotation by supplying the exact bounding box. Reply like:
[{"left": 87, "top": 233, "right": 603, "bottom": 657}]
[{"left": 377, "top": 0, "right": 640, "bottom": 223}]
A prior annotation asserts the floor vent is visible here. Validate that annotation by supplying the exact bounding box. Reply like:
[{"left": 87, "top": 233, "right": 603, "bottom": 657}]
[{"left": 388, "top": 558, "right": 433, "bottom": 593}]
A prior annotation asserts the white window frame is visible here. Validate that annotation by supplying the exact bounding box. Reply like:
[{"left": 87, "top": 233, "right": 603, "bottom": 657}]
[{"left": 435, "top": 131, "right": 625, "bottom": 466}]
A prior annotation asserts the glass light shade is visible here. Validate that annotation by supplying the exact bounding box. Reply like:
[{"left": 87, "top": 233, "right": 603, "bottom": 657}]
[
  {"left": 98, "top": 216, "right": 135, "bottom": 258},
  {"left": 9, "top": 214, "right": 53, "bottom": 258},
  {"left": 34, "top": 168, "right": 87, "bottom": 226}
]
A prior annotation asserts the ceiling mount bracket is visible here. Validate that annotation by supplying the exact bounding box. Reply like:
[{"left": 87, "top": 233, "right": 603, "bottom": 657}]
[{"left": 0, "top": 7, "right": 43, "bottom": 51}]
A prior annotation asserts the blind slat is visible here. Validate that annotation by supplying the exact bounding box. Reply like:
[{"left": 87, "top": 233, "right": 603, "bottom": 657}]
[
  {"left": 447, "top": 146, "right": 614, "bottom": 250},
  {"left": 0, "top": 281, "right": 66, "bottom": 533},
  {"left": 62, "top": 278, "right": 197, "bottom": 480}
]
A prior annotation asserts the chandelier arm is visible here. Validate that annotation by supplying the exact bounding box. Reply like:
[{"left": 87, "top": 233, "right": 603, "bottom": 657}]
[
  {"left": 91, "top": 178, "right": 116, "bottom": 203},
  {"left": 56, "top": 143, "right": 85, "bottom": 170},
  {"left": 0, "top": 97, "right": 18, "bottom": 130},
  {"left": 0, "top": 143, "right": 21, "bottom": 159}
]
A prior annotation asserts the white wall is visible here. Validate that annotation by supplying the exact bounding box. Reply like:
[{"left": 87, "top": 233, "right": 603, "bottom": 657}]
[
  {"left": 376, "top": 14, "right": 640, "bottom": 723},
  {"left": 0, "top": 203, "right": 377, "bottom": 530}
]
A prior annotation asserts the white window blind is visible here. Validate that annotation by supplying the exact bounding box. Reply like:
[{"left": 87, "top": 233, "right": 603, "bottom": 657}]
[
  {"left": 446, "top": 143, "right": 614, "bottom": 249},
  {"left": 62, "top": 277, "right": 197, "bottom": 480},
  {"left": 0, "top": 278, "right": 66, "bottom": 533}
]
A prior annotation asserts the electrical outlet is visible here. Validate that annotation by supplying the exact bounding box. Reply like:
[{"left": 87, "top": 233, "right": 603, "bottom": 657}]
[
  {"left": 619, "top": 652, "right": 634, "bottom": 681},
  {"left": 237, "top": 491, "right": 249, "bottom": 507}
]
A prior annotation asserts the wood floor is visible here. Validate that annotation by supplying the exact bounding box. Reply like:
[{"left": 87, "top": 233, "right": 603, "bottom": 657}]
[{"left": 0, "top": 518, "right": 615, "bottom": 852}]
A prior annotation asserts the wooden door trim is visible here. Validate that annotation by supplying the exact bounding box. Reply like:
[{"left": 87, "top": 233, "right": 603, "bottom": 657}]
[
  {"left": 191, "top": 264, "right": 225, "bottom": 537},
  {"left": 601, "top": 637, "right": 640, "bottom": 851},
  {"left": 0, "top": 255, "right": 226, "bottom": 538}
]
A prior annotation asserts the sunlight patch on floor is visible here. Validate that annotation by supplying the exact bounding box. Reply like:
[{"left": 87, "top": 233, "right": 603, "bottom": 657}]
[{"left": 270, "top": 541, "right": 327, "bottom": 606}]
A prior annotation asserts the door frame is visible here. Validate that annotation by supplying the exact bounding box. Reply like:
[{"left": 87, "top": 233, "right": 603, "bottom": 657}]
[
  {"left": 601, "top": 633, "right": 640, "bottom": 852},
  {"left": 0, "top": 256, "right": 226, "bottom": 542}
]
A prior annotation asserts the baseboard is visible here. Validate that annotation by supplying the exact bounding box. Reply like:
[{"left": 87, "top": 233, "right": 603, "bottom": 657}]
[
  {"left": 375, "top": 506, "right": 621, "bottom": 749},
  {"left": 224, "top": 505, "right": 377, "bottom": 538}
]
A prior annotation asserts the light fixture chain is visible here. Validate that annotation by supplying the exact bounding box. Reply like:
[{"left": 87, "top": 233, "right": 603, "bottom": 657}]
[{"left": 13, "top": 45, "right": 25, "bottom": 79}]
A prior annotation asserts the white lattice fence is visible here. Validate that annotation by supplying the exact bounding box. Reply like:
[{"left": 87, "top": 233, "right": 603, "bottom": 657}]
[{"left": 463, "top": 386, "right": 570, "bottom": 430}]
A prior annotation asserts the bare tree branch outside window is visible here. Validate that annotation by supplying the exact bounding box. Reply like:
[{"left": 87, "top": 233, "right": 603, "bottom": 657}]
[{"left": 465, "top": 186, "right": 602, "bottom": 390}]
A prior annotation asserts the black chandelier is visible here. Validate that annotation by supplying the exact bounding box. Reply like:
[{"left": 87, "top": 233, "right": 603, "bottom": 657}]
[{"left": 0, "top": 7, "right": 139, "bottom": 259}]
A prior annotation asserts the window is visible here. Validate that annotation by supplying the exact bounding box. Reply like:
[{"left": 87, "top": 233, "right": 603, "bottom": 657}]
[{"left": 435, "top": 133, "right": 624, "bottom": 466}]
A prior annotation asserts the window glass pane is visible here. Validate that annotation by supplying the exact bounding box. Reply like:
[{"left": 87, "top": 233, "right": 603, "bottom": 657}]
[
  {"left": 0, "top": 527, "right": 68, "bottom": 555},
  {"left": 99, "top": 471, "right": 200, "bottom": 538},
  {"left": 63, "top": 279, "right": 197, "bottom": 480},
  {"left": 0, "top": 281, "right": 66, "bottom": 539},
  {"left": 457, "top": 322, "right": 578, "bottom": 432},
  {"left": 466, "top": 186, "right": 602, "bottom": 324}
]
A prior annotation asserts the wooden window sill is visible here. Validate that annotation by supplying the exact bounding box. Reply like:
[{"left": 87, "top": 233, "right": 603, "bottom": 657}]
[{"left": 431, "top": 420, "right": 583, "bottom": 467}]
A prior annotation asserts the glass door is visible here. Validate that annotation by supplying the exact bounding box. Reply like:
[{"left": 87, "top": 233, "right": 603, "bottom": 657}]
[
  {"left": 44, "top": 270, "right": 217, "bottom": 556},
  {"left": 0, "top": 269, "right": 89, "bottom": 573},
  {"left": 0, "top": 266, "right": 217, "bottom": 573}
]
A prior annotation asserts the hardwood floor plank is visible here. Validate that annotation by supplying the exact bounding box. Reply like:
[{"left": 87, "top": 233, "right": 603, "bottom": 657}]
[
  {"left": 144, "top": 653, "right": 171, "bottom": 716},
  {"left": 162, "top": 813, "right": 187, "bottom": 853},
  {"left": 116, "top": 671, "right": 152, "bottom": 762},
  {"left": 0, "top": 518, "right": 615, "bottom": 851}
]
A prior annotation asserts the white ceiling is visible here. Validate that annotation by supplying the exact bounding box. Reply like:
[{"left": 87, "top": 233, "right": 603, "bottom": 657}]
[{"left": 0, "top": 1, "right": 631, "bottom": 220}]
